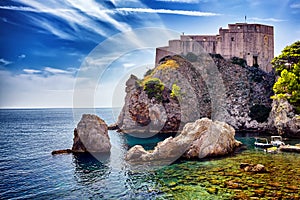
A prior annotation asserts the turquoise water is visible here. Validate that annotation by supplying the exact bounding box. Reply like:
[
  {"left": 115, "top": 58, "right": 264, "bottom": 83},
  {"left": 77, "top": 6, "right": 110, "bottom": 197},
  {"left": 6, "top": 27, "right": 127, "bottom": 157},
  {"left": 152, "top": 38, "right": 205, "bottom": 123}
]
[{"left": 0, "top": 108, "right": 299, "bottom": 199}]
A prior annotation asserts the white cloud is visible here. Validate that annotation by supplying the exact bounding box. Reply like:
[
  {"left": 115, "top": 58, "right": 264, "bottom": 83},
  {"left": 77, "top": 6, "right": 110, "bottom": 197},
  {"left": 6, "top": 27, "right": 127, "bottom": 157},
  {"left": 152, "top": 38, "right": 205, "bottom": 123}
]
[
  {"left": 123, "top": 63, "right": 135, "bottom": 68},
  {"left": 0, "top": 0, "right": 132, "bottom": 40},
  {"left": 0, "top": 58, "right": 12, "bottom": 66},
  {"left": 18, "top": 54, "right": 26, "bottom": 59},
  {"left": 115, "top": 8, "right": 220, "bottom": 17},
  {"left": 249, "top": 17, "right": 286, "bottom": 22},
  {"left": 156, "top": 0, "right": 200, "bottom": 3},
  {"left": 0, "top": 69, "right": 76, "bottom": 108},
  {"left": 44, "top": 67, "right": 73, "bottom": 74},
  {"left": 23, "top": 69, "right": 41, "bottom": 74},
  {"left": 290, "top": 3, "right": 300, "bottom": 8},
  {"left": 65, "top": 0, "right": 131, "bottom": 33}
]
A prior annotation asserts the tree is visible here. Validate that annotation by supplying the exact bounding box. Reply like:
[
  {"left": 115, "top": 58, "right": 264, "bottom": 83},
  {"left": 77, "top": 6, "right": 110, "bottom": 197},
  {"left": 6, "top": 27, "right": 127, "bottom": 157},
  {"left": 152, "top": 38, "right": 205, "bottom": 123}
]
[
  {"left": 272, "top": 41, "right": 300, "bottom": 113},
  {"left": 271, "top": 41, "right": 300, "bottom": 74}
]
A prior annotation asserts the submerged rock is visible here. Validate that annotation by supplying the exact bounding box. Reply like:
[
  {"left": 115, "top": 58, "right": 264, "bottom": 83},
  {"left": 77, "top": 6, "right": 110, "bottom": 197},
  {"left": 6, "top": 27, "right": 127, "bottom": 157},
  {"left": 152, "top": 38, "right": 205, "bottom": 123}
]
[
  {"left": 240, "top": 163, "right": 267, "bottom": 173},
  {"left": 72, "top": 114, "right": 111, "bottom": 153},
  {"left": 125, "top": 118, "right": 242, "bottom": 163}
]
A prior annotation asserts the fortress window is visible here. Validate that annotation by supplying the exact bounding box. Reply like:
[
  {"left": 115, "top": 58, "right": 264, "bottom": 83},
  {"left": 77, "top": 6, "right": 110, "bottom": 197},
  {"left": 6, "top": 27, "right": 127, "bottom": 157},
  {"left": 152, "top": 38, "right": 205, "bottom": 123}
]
[
  {"left": 231, "top": 37, "right": 234, "bottom": 41},
  {"left": 264, "top": 35, "right": 268, "bottom": 46},
  {"left": 253, "top": 56, "right": 258, "bottom": 66},
  {"left": 248, "top": 53, "right": 250, "bottom": 55}
]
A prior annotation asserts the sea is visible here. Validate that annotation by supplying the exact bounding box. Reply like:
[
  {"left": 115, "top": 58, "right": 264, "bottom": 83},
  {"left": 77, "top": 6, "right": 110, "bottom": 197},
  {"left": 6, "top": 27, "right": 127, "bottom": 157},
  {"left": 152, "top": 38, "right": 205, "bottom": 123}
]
[{"left": 0, "top": 108, "right": 299, "bottom": 199}]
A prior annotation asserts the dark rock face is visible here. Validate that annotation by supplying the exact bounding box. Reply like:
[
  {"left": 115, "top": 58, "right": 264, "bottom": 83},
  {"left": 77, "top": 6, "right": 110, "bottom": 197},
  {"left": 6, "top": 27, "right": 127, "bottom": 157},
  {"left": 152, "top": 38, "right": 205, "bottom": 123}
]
[
  {"left": 117, "top": 55, "right": 275, "bottom": 134},
  {"left": 72, "top": 114, "right": 111, "bottom": 153},
  {"left": 267, "top": 99, "right": 300, "bottom": 137}
]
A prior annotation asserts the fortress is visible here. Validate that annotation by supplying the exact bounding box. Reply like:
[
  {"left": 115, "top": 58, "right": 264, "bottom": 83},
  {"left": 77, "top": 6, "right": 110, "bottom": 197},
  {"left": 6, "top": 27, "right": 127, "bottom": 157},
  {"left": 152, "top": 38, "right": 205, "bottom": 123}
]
[{"left": 156, "top": 23, "right": 274, "bottom": 72}]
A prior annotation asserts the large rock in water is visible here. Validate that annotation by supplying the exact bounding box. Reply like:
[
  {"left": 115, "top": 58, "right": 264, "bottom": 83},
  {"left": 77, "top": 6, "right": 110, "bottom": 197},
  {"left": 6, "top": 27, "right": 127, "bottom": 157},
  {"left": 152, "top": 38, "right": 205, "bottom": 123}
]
[
  {"left": 125, "top": 118, "right": 242, "bottom": 163},
  {"left": 267, "top": 99, "right": 300, "bottom": 137},
  {"left": 72, "top": 114, "right": 111, "bottom": 153}
]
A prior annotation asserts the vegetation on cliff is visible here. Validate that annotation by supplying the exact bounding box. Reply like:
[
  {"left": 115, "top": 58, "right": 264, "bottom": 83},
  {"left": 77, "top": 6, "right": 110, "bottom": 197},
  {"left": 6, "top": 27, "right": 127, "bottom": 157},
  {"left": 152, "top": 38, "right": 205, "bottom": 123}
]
[
  {"left": 272, "top": 41, "right": 300, "bottom": 113},
  {"left": 170, "top": 83, "right": 182, "bottom": 100},
  {"left": 143, "top": 78, "right": 165, "bottom": 101}
]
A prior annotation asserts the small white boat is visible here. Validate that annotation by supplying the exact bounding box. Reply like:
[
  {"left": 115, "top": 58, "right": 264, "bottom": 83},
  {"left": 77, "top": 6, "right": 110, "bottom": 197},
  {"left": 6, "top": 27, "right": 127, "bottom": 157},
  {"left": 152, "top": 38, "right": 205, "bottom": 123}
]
[
  {"left": 270, "top": 136, "right": 285, "bottom": 147},
  {"left": 254, "top": 137, "right": 273, "bottom": 148}
]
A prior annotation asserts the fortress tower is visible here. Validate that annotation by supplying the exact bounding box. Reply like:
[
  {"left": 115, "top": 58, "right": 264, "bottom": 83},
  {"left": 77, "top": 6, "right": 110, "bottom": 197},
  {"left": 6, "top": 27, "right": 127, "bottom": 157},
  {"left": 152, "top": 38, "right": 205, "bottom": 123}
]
[{"left": 156, "top": 23, "right": 274, "bottom": 72}]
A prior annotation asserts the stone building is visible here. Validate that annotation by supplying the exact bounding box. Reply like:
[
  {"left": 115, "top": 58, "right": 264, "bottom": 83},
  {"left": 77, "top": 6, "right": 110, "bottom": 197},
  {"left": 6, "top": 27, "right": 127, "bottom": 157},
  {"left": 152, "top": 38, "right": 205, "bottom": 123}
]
[{"left": 156, "top": 23, "right": 274, "bottom": 72}]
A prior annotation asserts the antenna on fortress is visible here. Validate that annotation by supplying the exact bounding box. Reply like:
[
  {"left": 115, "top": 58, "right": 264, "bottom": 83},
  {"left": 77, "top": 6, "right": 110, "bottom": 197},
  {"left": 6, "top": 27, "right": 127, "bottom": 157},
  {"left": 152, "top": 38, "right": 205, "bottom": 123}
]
[{"left": 245, "top": 15, "right": 247, "bottom": 23}]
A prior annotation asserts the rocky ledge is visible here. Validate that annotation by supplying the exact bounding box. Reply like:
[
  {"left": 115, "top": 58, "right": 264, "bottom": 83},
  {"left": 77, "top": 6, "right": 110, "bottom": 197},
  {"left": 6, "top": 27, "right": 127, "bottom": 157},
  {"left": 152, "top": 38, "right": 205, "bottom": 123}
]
[{"left": 125, "top": 118, "right": 242, "bottom": 164}]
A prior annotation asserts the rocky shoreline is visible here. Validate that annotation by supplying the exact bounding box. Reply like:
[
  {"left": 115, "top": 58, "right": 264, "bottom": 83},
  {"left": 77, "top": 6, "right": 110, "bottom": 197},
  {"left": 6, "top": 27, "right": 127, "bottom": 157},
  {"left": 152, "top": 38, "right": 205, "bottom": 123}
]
[{"left": 52, "top": 55, "right": 299, "bottom": 164}]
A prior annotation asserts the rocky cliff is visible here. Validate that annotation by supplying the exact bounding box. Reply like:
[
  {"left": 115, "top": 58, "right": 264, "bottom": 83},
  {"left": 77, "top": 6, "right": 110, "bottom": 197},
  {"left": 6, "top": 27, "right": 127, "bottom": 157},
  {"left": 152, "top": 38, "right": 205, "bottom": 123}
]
[
  {"left": 267, "top": 99, "right": 300, "bottom": 137},
  {"left": 117, "top": 55, "right": 275, "bottom": 135}
]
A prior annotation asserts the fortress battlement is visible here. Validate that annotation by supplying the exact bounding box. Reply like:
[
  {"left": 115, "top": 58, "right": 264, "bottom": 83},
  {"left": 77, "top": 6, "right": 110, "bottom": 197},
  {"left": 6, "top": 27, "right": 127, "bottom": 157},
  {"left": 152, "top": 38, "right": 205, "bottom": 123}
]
[{"left": 156, "top": 23, "right": 274, "bottom": 72}]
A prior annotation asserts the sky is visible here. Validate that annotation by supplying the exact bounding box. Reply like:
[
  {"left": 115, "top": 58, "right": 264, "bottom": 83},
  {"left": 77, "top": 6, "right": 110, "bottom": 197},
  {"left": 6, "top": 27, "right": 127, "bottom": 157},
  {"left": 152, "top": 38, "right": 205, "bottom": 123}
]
[{"left": 0, "top": 0, "right": 299, "bottom": 108}]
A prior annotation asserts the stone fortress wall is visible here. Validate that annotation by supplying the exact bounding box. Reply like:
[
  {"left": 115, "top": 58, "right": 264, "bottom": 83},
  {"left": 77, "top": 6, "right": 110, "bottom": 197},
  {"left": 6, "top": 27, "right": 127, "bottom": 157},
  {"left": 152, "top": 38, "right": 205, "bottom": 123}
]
[{"left": 156, "top": 23, "right": 274, "bottom": 72}]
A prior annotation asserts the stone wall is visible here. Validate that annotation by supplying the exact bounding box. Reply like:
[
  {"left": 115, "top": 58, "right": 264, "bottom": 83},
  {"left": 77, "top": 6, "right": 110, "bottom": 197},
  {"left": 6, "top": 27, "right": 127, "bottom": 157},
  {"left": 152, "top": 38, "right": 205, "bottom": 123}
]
[{"left": 155, "top": 23, "right": 274, "bottom": 72}]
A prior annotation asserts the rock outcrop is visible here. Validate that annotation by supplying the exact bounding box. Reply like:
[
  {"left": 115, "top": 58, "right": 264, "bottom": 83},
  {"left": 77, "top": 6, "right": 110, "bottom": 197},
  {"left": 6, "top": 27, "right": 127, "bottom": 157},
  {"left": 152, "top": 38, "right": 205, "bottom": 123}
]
[
  {"left": 72, "top": 114, "right": 111, "bottom": 153},
  {"left": 117, "top": 55, "right": 275, "bottom": 135},
  {"left": 267, "top": 99, "right": 300, "bottom": 137},
  {"left": 240, "top": 163, "right": 267, "bottom": 173},
  {"left": 125, "top": 118, "right": 242, "bottom": 164}
]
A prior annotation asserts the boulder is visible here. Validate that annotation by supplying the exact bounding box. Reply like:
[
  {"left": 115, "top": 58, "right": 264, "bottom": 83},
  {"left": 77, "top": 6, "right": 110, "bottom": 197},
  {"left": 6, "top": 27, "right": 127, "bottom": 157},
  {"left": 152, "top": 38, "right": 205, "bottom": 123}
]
[
  {"left": 267, "top": 99, "right": 300, "bottom": 137},
  {"left": 125, "top": 118, "right": 242, "bottom": 163},
  {"left": 72, "top": 114, "right": 111, "bottom": 153}
]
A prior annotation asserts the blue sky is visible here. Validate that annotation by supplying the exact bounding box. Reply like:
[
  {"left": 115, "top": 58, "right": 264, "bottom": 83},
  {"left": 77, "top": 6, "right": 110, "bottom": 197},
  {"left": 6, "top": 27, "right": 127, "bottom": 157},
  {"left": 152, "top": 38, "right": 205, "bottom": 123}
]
[{"left": 0, "top": 0, "right": 299, "bottom": 108}]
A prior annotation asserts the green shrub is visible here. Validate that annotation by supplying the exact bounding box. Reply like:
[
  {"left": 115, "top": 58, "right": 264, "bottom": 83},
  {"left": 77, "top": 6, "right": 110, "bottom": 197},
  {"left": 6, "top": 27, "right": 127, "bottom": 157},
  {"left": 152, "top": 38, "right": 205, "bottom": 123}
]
[
  {"left": 170, "top": 84, "right": 181, "bottom": 100},
  {"left": 143, "top": 78, "right": 165, "bottom": 101}
]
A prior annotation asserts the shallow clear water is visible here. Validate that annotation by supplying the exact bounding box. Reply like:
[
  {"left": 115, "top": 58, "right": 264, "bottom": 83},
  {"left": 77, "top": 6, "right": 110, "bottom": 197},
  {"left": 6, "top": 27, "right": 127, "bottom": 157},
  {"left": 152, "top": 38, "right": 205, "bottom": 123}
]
[{"left": 0, "top": 109, "right": 299, "bottom": 199}]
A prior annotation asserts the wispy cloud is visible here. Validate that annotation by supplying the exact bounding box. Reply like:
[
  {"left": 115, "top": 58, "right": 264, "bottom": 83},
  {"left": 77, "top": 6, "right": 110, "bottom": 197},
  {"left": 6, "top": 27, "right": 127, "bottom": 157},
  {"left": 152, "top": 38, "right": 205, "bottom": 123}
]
[
  {"left": 0, "top": 58, "right": 12, "bottom": 66},
  {"left": 0, "top": 0, "right": 131, "bottom": 40},
  {"left": 44, "top": 67, "right": 73, "bottom": 74},
  {"left": 290, "top": 3, "right": 300, "bottom": 9},
  {"left": 23, "top": 69, "right": 41, "bottom": 74},
  {"left": 115, "top": 8, "right": 220, "bottom": 17},
  {"left": 123, "top": 63, "right": 136, "bottom": 68},
  {"left": 155, "top": 0, "right": 200, "bottom": 3},
  {"left": 249, "top": 17, "right": 286, "bottom": 22}
]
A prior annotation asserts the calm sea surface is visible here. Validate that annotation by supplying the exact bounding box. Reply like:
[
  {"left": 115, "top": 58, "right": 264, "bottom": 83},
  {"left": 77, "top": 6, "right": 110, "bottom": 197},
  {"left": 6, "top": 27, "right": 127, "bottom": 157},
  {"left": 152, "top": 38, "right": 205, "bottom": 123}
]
[{"left": 0, "top": 108, "right": 299, "bottom": 199}]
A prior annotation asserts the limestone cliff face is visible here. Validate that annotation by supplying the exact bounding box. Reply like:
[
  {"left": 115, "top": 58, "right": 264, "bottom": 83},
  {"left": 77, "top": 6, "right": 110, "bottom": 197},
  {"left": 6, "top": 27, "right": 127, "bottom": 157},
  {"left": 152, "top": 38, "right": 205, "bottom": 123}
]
[
  {"left": 267, "top": 99, "right": 300, "bottom": 137},
  {"left": 117, "top": 55, "right": 275, "bottom": 134}
]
